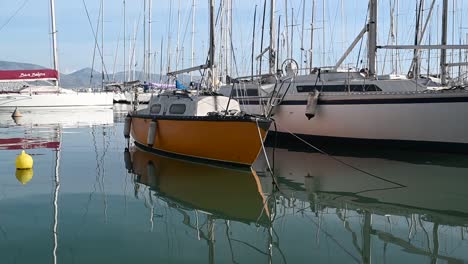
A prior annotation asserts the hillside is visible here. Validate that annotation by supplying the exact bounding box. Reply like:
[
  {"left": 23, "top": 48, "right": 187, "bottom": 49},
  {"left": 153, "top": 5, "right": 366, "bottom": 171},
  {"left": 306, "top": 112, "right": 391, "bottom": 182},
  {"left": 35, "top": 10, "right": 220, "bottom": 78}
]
[{"left": 0, "top": 61, "right": 196, "bottom": 89}]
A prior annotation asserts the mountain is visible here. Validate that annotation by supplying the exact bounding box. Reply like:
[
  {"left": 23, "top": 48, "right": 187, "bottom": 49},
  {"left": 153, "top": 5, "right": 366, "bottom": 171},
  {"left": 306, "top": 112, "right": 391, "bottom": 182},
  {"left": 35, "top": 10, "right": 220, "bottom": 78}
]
[
  {"left": 0, "top": 61, "right": 199, "bottom": 89},
  {"left": 0, "top": 61, "right": 46, "bottom": 70}
]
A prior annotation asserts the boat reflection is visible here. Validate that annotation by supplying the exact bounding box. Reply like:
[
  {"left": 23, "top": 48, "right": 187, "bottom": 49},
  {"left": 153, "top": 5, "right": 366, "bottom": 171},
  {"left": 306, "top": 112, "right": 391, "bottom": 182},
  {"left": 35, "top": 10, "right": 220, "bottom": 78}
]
[
  {"left": 255, "top": 147, "right": 468, "bottom": 263},
  {"left": 128, "top": 147, "right": 270, "bottom": 226},
  {"left": 128, "top": 147, "right": 276, "bottom": 263},
  {"left": 0, "top": 108, "right": 113, "bottom": 127}
]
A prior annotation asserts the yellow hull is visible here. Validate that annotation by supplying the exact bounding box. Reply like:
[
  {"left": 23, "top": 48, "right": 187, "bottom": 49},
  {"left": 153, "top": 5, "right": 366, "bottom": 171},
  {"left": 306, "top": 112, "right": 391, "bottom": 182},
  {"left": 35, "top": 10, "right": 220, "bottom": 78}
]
[
  {"left": 130, "top": 115, "right": 270, "bottom": 166},
  {"left": 129, "top": 148, "right": 270, "bottom": 225}
]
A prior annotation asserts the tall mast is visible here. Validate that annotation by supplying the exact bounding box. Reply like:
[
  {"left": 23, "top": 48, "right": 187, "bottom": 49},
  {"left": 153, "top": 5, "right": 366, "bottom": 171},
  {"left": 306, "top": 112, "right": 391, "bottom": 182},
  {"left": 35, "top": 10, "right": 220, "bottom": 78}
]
[
  {"left": 251, "top": 6, "right": 257, "bottom": 80},
  {"left": 309, "top": 0, "right": 315, "bottom": 73},
  {"left": 368, "top": 0, "right": 378, "bottom": 78},
  {"left": 50, "top": 0, "right": 59, "bottom": 87},
  {"left": 269, "top": 0, "right": 276, "bottom": 75},
  {"left": 259, "top": 0, "right": 267, "bottom": 75},
  {"left": 143, "top": 0, "right": 147, "bottom": 81},
  {"left": 123, "top": 0, "right": 126, "bottom": 84},
  {"left": 300, "top": 0, "right": 305, "bottom": 74},
  {"left": 441, "top": 0, "right": 448, "bottom": 84},
  {"left": 209, "top": 0, "right": 215, "bottom": 80},
  {"left": 101, "top": 0, "right": 105, "bottom": 89},
  {"left": 160, "top": 38, "right": 164, "bottom": 83},
  {"left": 191, "top": 0, "right": 196, "bottom": 82},
  {"left": 148, "top": 0, "right": 152, "bottom": 82},
  {"left": 284, "top": 0, "right": 289, "bottom": 59},
  {"left": 176, "top": 0, "right": 181, "bottom": 72}
]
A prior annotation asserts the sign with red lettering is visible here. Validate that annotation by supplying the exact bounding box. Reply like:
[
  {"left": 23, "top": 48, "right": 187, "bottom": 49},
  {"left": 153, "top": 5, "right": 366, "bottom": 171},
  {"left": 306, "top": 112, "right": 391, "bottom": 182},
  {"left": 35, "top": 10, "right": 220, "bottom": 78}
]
[{"left": 0, "top": 69, "right": 59, "bottom": 82}]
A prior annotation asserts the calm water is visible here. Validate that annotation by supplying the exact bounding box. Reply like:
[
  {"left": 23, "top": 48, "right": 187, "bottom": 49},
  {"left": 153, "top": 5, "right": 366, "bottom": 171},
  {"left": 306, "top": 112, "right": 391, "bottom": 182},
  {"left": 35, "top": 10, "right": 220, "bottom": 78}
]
[{"left": 0, "top": 107, "right": 467, "bottom": 263}]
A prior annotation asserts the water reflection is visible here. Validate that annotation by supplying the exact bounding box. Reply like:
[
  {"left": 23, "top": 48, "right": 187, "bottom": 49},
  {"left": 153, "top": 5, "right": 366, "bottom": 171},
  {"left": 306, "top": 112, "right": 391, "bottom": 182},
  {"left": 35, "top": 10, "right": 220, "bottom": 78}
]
[
  {"left": 255, "top": 147, "right": 468, "bottom": 263},
  {"left": 128, "top": 147, "right": 275, "bottom": 262},
  {"left": 0, "top": 108, "right": 467, "bottom": 263}
]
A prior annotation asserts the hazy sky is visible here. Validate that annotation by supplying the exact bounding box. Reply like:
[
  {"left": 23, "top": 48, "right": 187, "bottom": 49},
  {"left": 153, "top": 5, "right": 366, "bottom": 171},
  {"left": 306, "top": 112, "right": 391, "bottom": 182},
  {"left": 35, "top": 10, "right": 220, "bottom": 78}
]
[{"left": 1, "top": 0, "right": 467, "bottom": 76}]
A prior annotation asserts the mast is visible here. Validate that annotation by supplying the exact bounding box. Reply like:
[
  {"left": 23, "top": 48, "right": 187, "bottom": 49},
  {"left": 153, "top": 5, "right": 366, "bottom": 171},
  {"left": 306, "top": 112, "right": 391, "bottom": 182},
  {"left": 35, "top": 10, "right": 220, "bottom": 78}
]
[
  {"left": 441, "top": 0, "right": 448, "bottom": 84},
  {"left": 259, "top": 0, "right": 267, "bottom": 75},
  {"left": 251, "top": 6, "right": 257, "bottom": 80},
  {"left": 209, "top": 0, "right": 216, "bottom": 85},
  {"left": 123, "top": 0, "right": 126, "bottom": 84},
  {"left": 101, "top": 0, "right": 105, "bottom": 89},
  {"left": 160, "top": 38, "right": 164, "bottom": 83},
  {"left": 50, "top": 0, "right": 59, "bottom": 87},
  {"left": 191, "top": 0, "right": 196, "bottom": 82},
  {"left": 301, "top": 0, "right": 305, "bottom": 74},
  {"left": 411, "top": 0, "right": 424, "bottom": 80},
  {"left": 309, "top": 0, "right": 315, "bottom": 73},
  {"left": 284, "top": 0, "right": 289, "bottom": 59},
  {"left": 368, "top": 0, "right": 378, "bottom": 78},
  {"left": 143, "top": 0, "right": 147, "bottom": 81},
  {"left": 148, "top": 0, "right": 152, "bottom": 82},
  {"left": 269, "top": 0, "right": 276, "bottom": 75},
  {"left": 176, "top": 0, "right": 181, "bottom": 72}
]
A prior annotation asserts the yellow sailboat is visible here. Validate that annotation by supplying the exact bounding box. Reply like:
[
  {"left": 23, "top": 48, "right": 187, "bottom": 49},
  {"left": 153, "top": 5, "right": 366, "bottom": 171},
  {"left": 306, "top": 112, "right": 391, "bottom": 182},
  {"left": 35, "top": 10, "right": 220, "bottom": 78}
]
[{"left": 125, "top": 0, "right": 271, "bottom": 167}]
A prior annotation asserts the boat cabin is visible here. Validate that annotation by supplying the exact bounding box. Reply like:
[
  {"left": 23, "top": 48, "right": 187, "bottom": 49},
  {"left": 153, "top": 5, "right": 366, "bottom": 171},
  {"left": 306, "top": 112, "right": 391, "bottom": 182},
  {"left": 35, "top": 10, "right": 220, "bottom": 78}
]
[{"left": 140, "top": 90, "right": 241, "bottom": 117}]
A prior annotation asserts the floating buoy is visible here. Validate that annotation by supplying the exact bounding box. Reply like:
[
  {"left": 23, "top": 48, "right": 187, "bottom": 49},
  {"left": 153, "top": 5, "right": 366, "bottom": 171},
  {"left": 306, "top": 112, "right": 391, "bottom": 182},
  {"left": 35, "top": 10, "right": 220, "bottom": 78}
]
[
  {"left": 11, "top": 107, "right": 22, "bottom": 118},
  {"left": 16, "top": 169, "right": 34, "bottom": 185},
  {"left": 305, "top": 90, "right": 320, "bottom": 120},
  {"left": 147, "top": 121, "right": 157, "bottom": 146},
  {"left": 124, "top": 116, "right": 132, "bottom": 138},
  {"left": 16, "top": 150, "right": 34, "bottom": 170}
]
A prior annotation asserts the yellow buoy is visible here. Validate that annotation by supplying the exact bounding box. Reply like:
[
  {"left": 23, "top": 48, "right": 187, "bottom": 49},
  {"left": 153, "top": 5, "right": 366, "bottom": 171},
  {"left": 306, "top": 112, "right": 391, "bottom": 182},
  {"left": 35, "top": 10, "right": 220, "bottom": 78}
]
[
  {"left": 16, "top": 150, "right": 34, "bottom": 170},
  {"left": 16, "top": 169, "right": 34, "bottom": 185}
]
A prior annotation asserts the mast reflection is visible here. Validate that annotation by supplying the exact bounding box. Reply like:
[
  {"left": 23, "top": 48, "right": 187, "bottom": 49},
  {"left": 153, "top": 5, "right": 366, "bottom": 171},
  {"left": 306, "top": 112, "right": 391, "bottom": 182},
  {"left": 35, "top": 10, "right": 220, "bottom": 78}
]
[
  {"left": 127, "top": 147, "right": 275, "bottom": 263},
  {"left": 255, "top": 147, "right": 468, "bottom": 263}
]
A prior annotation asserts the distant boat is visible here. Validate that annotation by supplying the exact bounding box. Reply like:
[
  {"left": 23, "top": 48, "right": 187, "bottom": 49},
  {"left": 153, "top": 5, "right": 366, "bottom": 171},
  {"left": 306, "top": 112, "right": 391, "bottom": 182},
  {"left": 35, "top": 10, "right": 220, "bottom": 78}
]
[{"left": 0, "top": 0, "right": 113, "bottom": 110}]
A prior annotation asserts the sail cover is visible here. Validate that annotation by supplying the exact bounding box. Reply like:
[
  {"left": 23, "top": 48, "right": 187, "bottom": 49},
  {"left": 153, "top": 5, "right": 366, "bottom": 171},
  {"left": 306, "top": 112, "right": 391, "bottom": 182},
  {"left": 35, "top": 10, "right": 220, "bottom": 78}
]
[{"left": 0, "top": 69, "right": 59, "bottom": 82}]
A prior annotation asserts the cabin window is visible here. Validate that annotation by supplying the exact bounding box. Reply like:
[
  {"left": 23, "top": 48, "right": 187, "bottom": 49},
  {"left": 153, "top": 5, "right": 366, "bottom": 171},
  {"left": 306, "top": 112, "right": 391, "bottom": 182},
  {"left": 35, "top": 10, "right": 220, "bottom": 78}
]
[
  {"left": 230, "top": 88, "right": 259, "bottom": 97},
  {"left": 169, "top": 104, "right": 186, "bottom": 114},
  {"left": 150, "top": 104, "right": 162, "bottom": 114},
  {"left": 297, "top": 84, "right": 382, "bottom": 93}
]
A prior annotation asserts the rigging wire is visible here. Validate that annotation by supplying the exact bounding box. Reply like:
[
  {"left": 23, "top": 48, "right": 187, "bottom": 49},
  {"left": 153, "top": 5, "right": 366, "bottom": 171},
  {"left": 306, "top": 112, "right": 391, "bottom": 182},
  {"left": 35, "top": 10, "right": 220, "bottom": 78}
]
[
  {"left": 0, "top": 0, "right": 30, "bottom": 33},
  {"left": 276, "top": 123, "right": 407, "bottom": 188},
  {"left": 82, "top": 0, "right": 110, "bottom": 87}
]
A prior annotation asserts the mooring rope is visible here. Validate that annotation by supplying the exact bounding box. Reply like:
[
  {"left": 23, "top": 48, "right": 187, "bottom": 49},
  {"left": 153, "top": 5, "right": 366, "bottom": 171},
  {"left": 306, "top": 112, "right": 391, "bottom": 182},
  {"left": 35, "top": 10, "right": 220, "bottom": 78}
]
[{"left": 277, "top": 122, "right": 407, "bottom": 188}]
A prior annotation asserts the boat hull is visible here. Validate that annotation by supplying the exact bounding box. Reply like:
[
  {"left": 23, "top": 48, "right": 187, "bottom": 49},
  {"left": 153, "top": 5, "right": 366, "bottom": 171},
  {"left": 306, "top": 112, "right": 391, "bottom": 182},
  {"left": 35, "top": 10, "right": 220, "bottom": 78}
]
[
  {"left": 240, "top": 91, "right": 468, "bottom": 149},
  {"left": 129, "top": 115, "right": 270, "bottom": 166},
  {"left": 0, "top": 92, "right": 114, "bottom": 109}
]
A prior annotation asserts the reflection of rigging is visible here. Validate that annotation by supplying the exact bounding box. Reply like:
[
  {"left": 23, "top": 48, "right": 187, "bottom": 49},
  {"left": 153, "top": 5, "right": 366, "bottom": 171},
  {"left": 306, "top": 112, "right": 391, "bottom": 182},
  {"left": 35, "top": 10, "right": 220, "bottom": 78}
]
[
  {"left": 91, "top": 126, "right": 111, "bottom": 222},
  {"left": 127, "top": 147, "right": 283, "bottom": 263},
  {"left": 254, "top": 146, "right": 468, "bottom": 263},
  {"left": 269, "top": 176, "right": 468, "bottom": 264},
  {"left": 52, "top": 126, "right": 61, "bottom": 264}
]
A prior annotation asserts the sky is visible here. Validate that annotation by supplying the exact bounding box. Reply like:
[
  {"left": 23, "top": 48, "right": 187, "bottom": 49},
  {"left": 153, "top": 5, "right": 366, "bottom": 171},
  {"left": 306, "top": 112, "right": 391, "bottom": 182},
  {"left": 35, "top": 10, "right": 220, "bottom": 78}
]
[{"left": 1, "top": 0, "right": 467, "bottom": 77}]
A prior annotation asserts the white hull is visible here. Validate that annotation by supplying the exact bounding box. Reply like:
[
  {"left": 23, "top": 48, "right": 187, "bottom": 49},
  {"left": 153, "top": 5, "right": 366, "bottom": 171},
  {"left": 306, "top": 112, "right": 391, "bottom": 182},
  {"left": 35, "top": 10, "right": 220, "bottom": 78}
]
[
  {"left": 0, "top": 92, "right": 114, "bottom": 109},
  {"left": 241, "top": 91, "right": 468, "bottom": 145},
  {"left": 113, "top": 92, "right": 152, "bottom": 104}
]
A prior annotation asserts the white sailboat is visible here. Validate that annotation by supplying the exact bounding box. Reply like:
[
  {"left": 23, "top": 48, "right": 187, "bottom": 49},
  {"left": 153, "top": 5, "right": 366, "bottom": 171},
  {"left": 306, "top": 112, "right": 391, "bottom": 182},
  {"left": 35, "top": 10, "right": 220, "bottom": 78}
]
[
  {"left": 220, "top": 0, "right": 468, "bottom": 151},
  {"left": 0, "top": 0, "right": 113, "bottom": 110}
]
